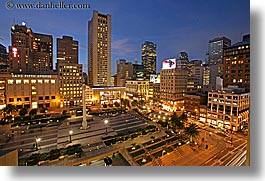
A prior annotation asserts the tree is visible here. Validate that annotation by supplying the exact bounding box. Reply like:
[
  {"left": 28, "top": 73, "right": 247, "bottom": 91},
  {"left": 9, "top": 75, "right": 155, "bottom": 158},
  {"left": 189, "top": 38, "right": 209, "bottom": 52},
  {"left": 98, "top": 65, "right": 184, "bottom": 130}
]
[
  {"left": 132, "top": 100, "right": 138, "bottom": 107},
  {"left": 29, "top": 109, "right": 37, "bottom": 117},
  {"left": 170, "top": 112, "right": 183, "bottom": 132},
  {"left": 3, "top": 104, "right": 16, "bottom": 115},
  {"left": 19, "top": 108, "right": 28, "bottom": 117},
  {"left": 184, "top": 123, "right": 200, "bottom": 143},
  {"left": 114, "top": 102, "right": 120, "bottom": 108}
]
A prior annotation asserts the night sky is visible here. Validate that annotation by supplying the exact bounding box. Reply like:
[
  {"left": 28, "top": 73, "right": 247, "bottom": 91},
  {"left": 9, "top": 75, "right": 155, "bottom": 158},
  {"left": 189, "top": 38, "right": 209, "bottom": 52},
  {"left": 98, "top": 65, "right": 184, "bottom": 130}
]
[{"left": 0, "top": 0, "right": 250, "bottom": 75}]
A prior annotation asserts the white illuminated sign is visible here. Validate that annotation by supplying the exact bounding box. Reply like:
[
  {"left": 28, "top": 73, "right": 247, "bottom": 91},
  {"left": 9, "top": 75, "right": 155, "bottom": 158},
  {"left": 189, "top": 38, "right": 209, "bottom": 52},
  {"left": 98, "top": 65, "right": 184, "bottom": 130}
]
[
  {"left": 12, "top": 47, "right": 18, "bottom": 58},
  {"left": 162, "top": 58, "right": 176, "bottom": 70},
  {"left": 150, "top": 75, "right": 160, "bottom": 83}
]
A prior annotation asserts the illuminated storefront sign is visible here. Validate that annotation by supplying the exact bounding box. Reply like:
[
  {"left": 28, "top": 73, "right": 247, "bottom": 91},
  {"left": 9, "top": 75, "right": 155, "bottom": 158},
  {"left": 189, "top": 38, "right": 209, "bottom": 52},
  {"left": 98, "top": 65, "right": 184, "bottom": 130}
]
[
  {"left": 11, "top": 74, "right": 52, "bottom": 78},
  {"left": 162, "top": 58, "right": 176, "bottom": 70}
]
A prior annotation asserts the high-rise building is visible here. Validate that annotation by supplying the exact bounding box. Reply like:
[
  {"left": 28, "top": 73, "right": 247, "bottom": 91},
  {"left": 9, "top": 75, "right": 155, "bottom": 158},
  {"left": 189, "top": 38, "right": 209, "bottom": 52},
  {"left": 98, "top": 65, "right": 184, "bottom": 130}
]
[
  {"left": 33, "top": 33, "right": 53, "bottom": 71},
  {"left": 223, "top": 35, "right": 250, "bottom": 92},
  {"left": 160, "top": 58, "right": 187, "bottom": 111},
  {"left": 88, "top": 10, "right": 111, "bottom": 86},
  {"left": 208, "top": 37, "right": 231, "bottom": 65},
  {"left": 116, "top": 59, "right": 133, "bottom": 87},
  {"left": 208, "top": 37, "right": 231, "bottom": 91},
  {"left": 0, "top": 44, "right": 8, "bottom": 73},
  {"left": 57, "top": 36, "right": 78, "bottom": 65},
  {"left": 9, "top": 24, "right": 34, "bottom": 74},
  {"left": 9, "top": 23, "right": 54, "bottom": 74},
  {"left": 57, "top": 36, "right": 83, "bottom": 107},
  {"left": 142, "top": 41, "right": 157, "bottom": 78}
]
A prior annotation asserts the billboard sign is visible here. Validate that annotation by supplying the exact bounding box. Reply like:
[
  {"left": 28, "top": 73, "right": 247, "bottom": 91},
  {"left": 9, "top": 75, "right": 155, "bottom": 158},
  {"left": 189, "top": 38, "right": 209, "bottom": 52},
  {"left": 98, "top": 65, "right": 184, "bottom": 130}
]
[
  {"left": 150, "top": 75, "right": 160, "bottom": 83},
  {"left": 162, "top": 58, "right": 176, "bottom": 70}
]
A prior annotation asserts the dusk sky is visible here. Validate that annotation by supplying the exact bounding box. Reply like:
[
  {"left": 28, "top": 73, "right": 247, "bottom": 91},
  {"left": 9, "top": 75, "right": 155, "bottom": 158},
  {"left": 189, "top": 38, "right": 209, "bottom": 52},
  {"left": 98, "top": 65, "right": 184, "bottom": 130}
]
[{"left": 0, "top": 0, "right": 250, "bottom": 75}]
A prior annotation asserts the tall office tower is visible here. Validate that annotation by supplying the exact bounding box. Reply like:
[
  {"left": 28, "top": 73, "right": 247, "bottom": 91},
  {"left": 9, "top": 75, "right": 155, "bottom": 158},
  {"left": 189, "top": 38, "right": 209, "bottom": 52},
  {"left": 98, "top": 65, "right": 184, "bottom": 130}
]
[
  {"left": 9, "top": 23, "right": 54, "bottom": 74},
  {"left": 223, "top": 34, "right": 250, "bottom": 92},
  {"left": 142, "top": 41, "right": 157, "bottom": 78},
  {"left": 208, "top": 37, "right": 231, "bottom": 90},
  {"left": 57, "top": 36, "right": 83, "bottom": 107},
  {"left": 208, "top": 37, "right": 231, "bottom": 65},
  {"left": 9, "top": 24, "right": 34, "bottom": 74},
  {"left": 160, "top": 58, "right": 187, "bottom": 111},
  {"left": 0, "top": 44, "right": 8, "bottom": 73},
  {"left": 57, "top": 36, "right": 78, "bottom": 64},
  {"left": 33, "top": 33, "right": 53, "bottom": 71},
  {"left": 88, "top": 10, "right": 111, "bottom": 86}
]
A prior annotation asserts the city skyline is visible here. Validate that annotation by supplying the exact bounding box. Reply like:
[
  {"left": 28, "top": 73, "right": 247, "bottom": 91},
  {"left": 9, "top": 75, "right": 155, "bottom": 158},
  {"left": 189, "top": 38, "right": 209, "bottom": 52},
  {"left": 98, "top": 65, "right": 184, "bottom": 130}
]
[{"left": 0, "top": 0, "right": 250, "bottom": 75}]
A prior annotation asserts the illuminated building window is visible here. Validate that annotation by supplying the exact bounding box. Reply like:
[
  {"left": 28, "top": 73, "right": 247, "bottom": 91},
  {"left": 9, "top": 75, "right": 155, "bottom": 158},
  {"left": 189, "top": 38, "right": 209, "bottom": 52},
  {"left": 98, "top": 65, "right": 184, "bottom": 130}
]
[
  {"left": 38, "top": 80, "right": 43, "bottom": 83},
  {"left": 8, "top": 80, "right": 14, "bottom": 84},
  {"left": 24, "top": 80, "right": 29, "bottom": 84},
  {"left": 51, "top": 80, "right": 55, "bottom": 84},
  {"left": 9, "top": 98, "right": 14, "bottom": 102},
  {"left": 44, "top": 80, "right": 49, "bottom": 83},
  {"left": 31, "top": 80, "right": 36, "bottom": 84},
  {"left": 16, "top": 80, "right": 22, "bottom": 84},
  {"left": 32, "top": 92, "right": 37, "bottom": 95}
]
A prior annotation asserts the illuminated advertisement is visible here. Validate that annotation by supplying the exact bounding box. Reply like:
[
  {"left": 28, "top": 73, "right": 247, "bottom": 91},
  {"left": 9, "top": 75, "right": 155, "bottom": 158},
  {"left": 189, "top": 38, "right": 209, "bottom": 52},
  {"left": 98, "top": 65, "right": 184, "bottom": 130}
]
[
  {"left": 11, "top": 47, "right": 18, "bottom": 58},
  {"left": 162, "top": 58, "right": 176, "bottom": 70},
  {"left": 150, "top": 75, "right": 160, "bottom": 83},
  {"left": 136, "top": 71, "right": 144, "bottom": 78}
]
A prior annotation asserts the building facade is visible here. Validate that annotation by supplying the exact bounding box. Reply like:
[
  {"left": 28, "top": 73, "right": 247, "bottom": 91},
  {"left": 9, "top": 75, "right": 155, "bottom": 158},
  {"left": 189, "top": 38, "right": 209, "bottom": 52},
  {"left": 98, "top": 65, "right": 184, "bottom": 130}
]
[
  {"left": 125, "top": 80, "right": 149, "bottom": 101},
  {"left": 0, "top": 44, "right": 8, "bottom": 73},
  {"left": 58, "top": 64, "right": 83, "bottom": 107},
  {"left": 88, "top": 10, "right": 111, "bottom": 86},
  {"left": 201, "top": 87, "right": 250, "bottom": 132},
  {"left": 208, "top": 37, "right": 231, "bottom": 65},
  {"left": 0, "top": 74, "right": 60, "bottom": 110},
  {"left": 33, "top": 33, "right": 53, "bottom": 72},
  {"left": 223, "top": 35, "right": 250, "bottom": 92},
  {"left": 142, "top": 41, "right": 157, "bottom": 78},
  {"left": 160, "top": 68, "right": 187, "bottom": 111},
  {"left": 57, "top": 36, "right": 78, "bottom": 65},
  {"left": 9, "top": 24, "right": 54, "bottom": 74},
  {"left": 85, "top": 86, "right": 125, "bottom": 106}
]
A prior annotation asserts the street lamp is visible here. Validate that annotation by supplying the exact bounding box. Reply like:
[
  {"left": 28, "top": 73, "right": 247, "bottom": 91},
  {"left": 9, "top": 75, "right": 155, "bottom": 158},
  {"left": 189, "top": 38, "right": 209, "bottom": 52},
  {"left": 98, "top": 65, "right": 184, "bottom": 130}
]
[
  {"left": 35, "top": 137, "right": 41, "bottom": 150},
  {"left": 104, "top": 119, "right": 109, "bottom": 135},
  {"left": 69, "top": 130, "right": 73, "bottom": 143}
]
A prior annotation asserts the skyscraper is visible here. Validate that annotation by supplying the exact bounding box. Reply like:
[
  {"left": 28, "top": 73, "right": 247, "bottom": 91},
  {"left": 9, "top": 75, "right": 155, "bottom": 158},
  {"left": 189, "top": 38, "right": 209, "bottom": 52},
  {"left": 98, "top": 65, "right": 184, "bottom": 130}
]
[
  {"left": 9, "top": 23, "right": 54, "bottom": 74},
  {"left": 208, "top": 37, "right": 231, "bottom": 90},
  {"left": 57, "top": 36, "right": 78, "bottom": 65},
  {"left": 33, "top": 33, "right": 53, "bottom": 71},
  {"left": 9, "top": 24, "right": 34, "bottom": 74},
  {"left": 88, "top": 10, "right": 111, "bottom": 86},
  {"left": 57, "top": 36, "right": 83, "bottom": 107},
  {"left": 142, "top": 41, "right": 157, "bottom": 78},
  {"left": 208, "top": 37, "right": 231, "bottom": 65}
]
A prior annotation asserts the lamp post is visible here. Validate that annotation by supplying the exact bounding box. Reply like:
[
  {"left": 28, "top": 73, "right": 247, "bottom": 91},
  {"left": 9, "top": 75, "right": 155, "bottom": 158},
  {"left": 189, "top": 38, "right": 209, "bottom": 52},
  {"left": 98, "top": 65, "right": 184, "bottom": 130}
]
[
  {"left": 104, "top": 119, "right": 109, "bottom": 135},
  {"left": 35, "top": 137, "right": 41, "bottom": 150},
  {"left": 69, "top": 130, "right": 73, "bottom": 143}
]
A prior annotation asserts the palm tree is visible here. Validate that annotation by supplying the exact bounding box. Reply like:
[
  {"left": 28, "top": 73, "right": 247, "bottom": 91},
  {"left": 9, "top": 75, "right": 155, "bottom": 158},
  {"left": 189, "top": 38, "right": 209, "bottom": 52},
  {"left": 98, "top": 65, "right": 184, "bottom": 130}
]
[
  {"left": 170, "top": 112, "right": 184, "bottom": 133},
  {"left": 184, "top": 123, "right": 200, "bottom": 143}
]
